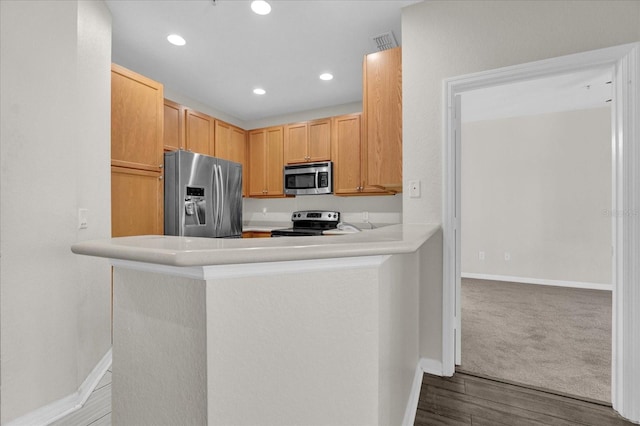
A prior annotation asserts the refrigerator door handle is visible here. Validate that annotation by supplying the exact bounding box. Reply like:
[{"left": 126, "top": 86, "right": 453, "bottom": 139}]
[
  {"left": 217, "top": 164, "right": 225, "bottom": 228},
  {"left": 213, "top": 164, "right": 220, "bottom": 229}
]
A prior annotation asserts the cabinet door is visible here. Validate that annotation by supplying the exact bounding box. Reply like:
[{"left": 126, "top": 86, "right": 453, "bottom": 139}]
[
  {"left": 215, "top": 120, "right": 248, "bottom": 196},
  {"left": 332, "top": 114, "right": 363, "bottom": 195},
  {"left": 248, "top": 129, "right": 267, "bottom": 196},
  {"left": 363, "top": 47, "right": 402, "bottom": 192},
  {"left": 231, "top": 127, "right": 248, "bottom": 197},
  {"left": 215, "top": 120, "right": 245, "bottom": 163},
  {"left": 111, "top": 64, "right": 164, "bottom": 171},
  {"left": 111, "top": 166, "right": 163, "bottom": 237},
  {"left": 308, "top": 118, "right": 331, "bottom": 162},
  {"left": 163, "top": 99, "right": 184, "bottom": 152},
  {"left": 284, "top": 123, "right": 308, "bottom": 164},
  {"left": 185, "top": 108, "right": 214, "bottom": 156},
  {"left": 265, "top": 127, "right": 284, "bottom": 195}
]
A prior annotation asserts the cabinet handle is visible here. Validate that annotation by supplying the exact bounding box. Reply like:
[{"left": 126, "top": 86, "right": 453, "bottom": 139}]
[
  {"left": 159, "top": 176, "right": 164, "bottom": 180},
  {"left": 158, "top": 164, "right": 163, "bottom": 168}
]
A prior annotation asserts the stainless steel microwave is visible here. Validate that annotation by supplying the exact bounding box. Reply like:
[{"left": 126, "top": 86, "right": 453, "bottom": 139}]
[{"left": 283, "top": 162, "right": 333, "bottom": 195}]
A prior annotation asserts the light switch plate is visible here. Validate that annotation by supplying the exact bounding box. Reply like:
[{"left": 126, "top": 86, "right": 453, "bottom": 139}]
[{"left": 78, "top": 208, "right": 88, "bottom": 229}]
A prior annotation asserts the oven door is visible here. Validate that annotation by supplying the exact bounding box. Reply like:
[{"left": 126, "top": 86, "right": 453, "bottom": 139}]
[{"left": 271, "top": 228, "right": 324, "bottom": 237}]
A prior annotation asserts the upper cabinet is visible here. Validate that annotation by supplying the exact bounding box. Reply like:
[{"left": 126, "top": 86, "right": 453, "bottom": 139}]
[
  {"left": 248, "top": 126, "right": 284, "bottom": 197},
  {"left": 215, "top": 120, "right": 248, "bottom": 197},
  {"left": 185, "top": 108, "right": 215, "bottom": 156},
  {"left": 284, "top": 118, "right": 331, "bottom": 164},
  {"left": 331, "top": 113, "right": 391, "bottom": 196},
  {"left": 331, "top": 113, "right": 363, "bottom": 195},
  {"left": 163, "top": 99, "right": 185, "bottom": 152},
  {"left": 111, "top": 63, "right": 164, "bottom": 172},
  {"left": 362, "top": 46, "right": 402, "bottom": 192}
]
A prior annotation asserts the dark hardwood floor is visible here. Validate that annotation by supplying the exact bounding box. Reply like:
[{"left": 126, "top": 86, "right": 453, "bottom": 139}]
[{"left": 415, "top": 371, "right": 634, "bottom": 426}]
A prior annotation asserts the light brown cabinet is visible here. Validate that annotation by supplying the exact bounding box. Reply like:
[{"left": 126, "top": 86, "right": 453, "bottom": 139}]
[
  {"left": 362, "top": 46, "right": 402, "bottom": 192},
  {"left": 111, "top": 64, "right": 164, "bottom": 237},
  {"left": 215, "top": 120, "right": 248, "bottom": 196},
  {"left": 284, "top": 118, "right": 331, "bottom": 164},
  {"left": 163, "top": 99, "right": 185, "bottom": 152},
  {"left": 248, "top": 126, "right": 284, "bottom": 197},
  {"left": 331, "top": 113, "right": 391, "bottom": 195},
  {"left": 185, "top": 108, "right": 214, "bottom": 156},
  {"left": 111, "top": 63, "right": 164, "bottom": 172},
  {"left": 111, "top": 166, "right": 163, "bottom": 237}
]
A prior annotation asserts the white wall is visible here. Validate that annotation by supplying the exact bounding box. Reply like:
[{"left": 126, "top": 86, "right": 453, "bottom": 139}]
[
  {"left": 111, "top": 252, "right": 422, "bottom": 425},
  {"left": 402, "top": 0, "right": 640, "bottom": 364},
  {"left": 461, "top": 108, "right": 612, "bottom": 285},
  {"left": 243, "top": 194, "right": 402, "bottom": 226},
  {"left": 0, "top": 0, "right": 112, "bottom": 422},
  {"left": 244, "top": 101, "right": 362, "bottom": 130},
  {"left": 163, "top": 87, "right": 247, "bottom": 129},
  {"left": 402, "top": 0, "right": 640, "bottom": 226}
]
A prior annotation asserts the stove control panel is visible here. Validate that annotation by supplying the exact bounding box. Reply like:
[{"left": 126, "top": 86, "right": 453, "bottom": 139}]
[{"left": 291, "top": 210, "right": 340, "bottom": 222}]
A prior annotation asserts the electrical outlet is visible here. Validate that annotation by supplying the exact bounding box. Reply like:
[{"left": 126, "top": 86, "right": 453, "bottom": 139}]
[
  {"left": 504, "top": 252, "right": 511, "bottom": 261},
  {"left": 479, "top": 251, "right": 485, "bottom": 261},
  {"left": 409, "top": 180, "right": 421, "bottom": 198},
  {"left": 362, "top": 211, "right": 369, "bottom": 222}
]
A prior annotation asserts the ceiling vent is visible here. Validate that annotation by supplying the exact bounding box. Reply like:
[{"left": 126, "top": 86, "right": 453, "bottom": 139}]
[{"left": 373, "top": 31, "right": 398, "bottom": 51}]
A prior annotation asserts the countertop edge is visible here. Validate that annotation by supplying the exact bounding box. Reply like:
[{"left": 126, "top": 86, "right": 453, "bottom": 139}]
[{"left": 71, "top": 224, "right": 441, "bottom": 267}]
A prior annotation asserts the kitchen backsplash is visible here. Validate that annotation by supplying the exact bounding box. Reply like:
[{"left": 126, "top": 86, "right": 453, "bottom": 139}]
[{"left": 243, "top": 194, "right": 402, "bottom": 225}]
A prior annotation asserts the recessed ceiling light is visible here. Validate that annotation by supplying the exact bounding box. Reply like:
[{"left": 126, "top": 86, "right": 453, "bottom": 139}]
[
  {"left": 167, "top": 34, "right": 186, "bottom": 46},
  {"left": 253, "top": 88, "right": 266, "bottom": 95},
  {"left": 319, "top": 73, "right": 334, "bottom": 81},
  {"left": 251, "top": 1, "right": 271, "bottom": 15}
]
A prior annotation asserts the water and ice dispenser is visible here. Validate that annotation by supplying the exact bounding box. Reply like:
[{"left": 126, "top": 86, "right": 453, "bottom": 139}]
[{"left": 184, "top": 186, "right": 206, "bottom": 227}]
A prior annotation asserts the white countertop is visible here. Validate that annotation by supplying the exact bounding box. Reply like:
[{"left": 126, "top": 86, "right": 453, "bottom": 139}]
[{"left": 71, "top": 224, "right": 440, "bottom": 267}]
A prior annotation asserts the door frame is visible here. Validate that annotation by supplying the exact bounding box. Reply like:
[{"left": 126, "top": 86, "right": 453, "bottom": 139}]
[{"left": 442, "top": 42, "right": 640, "bottom": 421}]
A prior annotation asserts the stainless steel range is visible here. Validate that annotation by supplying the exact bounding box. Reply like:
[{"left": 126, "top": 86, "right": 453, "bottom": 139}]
[{"left": 270, "top": 210, "right": 340, "bottom": 237}]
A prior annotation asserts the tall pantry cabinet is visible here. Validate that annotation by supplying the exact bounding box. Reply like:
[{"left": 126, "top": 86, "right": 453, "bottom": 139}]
[
  {"left": 362, "top": 46, "right": 402, "bottom": 192},
  {"left": 111, "top": 64, "right": 164, "bottom": 237}
]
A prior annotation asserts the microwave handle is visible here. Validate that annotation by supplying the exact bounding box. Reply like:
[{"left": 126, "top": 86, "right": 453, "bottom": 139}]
[{"left": 315, "top": 171, "right": 319, "bottom": 189}]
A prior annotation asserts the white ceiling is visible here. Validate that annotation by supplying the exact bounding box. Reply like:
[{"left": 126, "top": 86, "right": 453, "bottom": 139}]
[
  {"left": 106, "top": 0, "right": 419, "bottom": 122},
  {"left": 462, "top": 67, "right": 613, "bottom": 123}
]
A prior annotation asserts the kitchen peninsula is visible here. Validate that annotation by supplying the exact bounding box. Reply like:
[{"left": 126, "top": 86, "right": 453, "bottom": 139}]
[{"left": 72, "top": 224, "right": 441, "bottom": 425}]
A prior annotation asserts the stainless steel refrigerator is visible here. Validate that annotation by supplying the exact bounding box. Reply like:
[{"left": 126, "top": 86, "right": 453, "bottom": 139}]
[{"left": 164, "top": 150, "right": 242, "bottom": 238}]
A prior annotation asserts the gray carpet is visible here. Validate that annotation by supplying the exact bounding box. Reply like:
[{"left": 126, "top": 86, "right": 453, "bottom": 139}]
[{"left": 460, "top": 278, "right": 611, "bottom": 403}]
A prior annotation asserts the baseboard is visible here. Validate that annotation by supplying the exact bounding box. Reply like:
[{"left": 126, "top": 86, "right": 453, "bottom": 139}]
[
  {"left": 461, "top": 273, "right": 612, "bottom": 291},
  {"left": 402, "top": 358, "right": 445, "bottom": 426},
  {"left": 402, "top": 362, "right": 424, "bottom": 426},
  {"left": 419, "top": 357, "right": 444, "bottom": 376},
  {"left": 6, "top": 348, "right": 112, "bottom": 426}
]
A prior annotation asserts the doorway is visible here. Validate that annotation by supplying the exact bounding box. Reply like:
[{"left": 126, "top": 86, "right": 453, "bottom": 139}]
[
  {"left": 442, "top": 42, "right": 640, "bottom": 422},
  {"left": 457, "top": 69, "right": 613, "bottom": 402}
]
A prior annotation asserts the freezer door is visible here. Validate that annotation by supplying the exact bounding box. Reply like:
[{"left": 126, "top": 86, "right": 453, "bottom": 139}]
[
  {"left": 165, "top": 150, "right": 217, "bottom": 237},
  {"left": 214, "top": 158, "right": 243, "bottom": 238}
]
